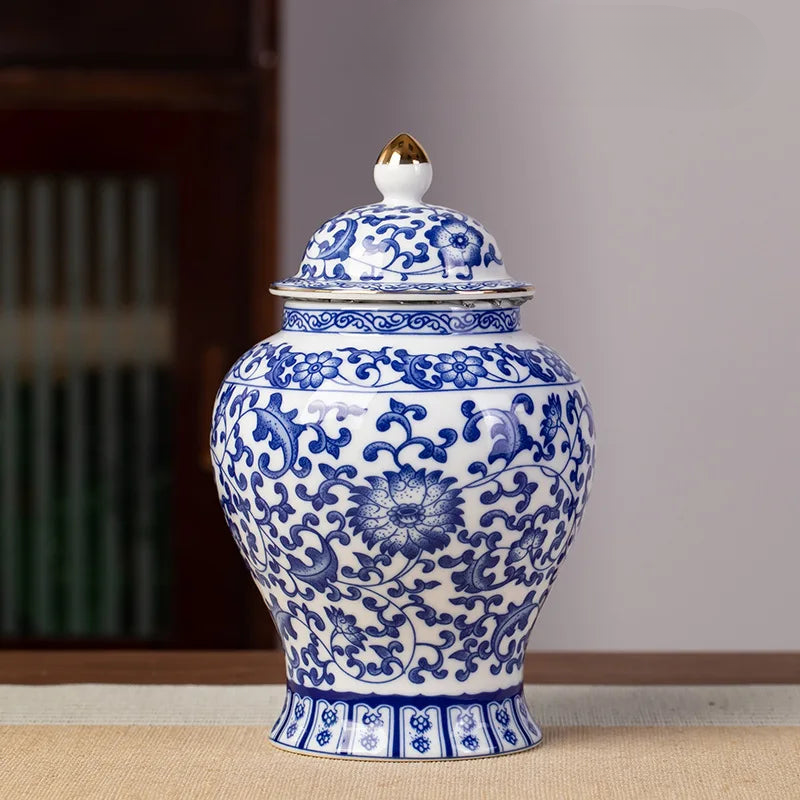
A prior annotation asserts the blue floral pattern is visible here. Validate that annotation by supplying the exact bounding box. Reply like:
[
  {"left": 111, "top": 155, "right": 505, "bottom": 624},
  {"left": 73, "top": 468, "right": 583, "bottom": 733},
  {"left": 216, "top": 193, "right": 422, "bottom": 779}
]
[
  {"left": 425, "top": 216, "right": 484, "bottom": 271},
  {"left": 212, "top": 374, "right": 594, "bottom": 689},
  {"left": 434, "top": 351, "right": 488, "bottom": 388},
  {"left": 540, "top": 394, "right": 562, "bottom": 444},
  {"left": 326, "top": 607, "right": 367, "bottom": 650},
  {"left": 226, "top": 339, "right": 577, "bottom": 393},
  {"left": 362, "top": 711, "right": 384, "bottom": 728},
  {"left": 410, "top": 713, "right": 432, "bottom": 734},
  {"left": 321, "top": 708, "right": 338, "bottom": 727},
  {"left": 316, "top": 729, "right": 332, "bottom": 746},
  {"left": 274, "top": 202, "right": 512, "bottom": 294},
  {"left": 540, "top": 347, "right": 573, "bottom": 382},
  {"left": 292, "top": 351, "right": 342, "bottom": 389},
  {"left": 456, "top": 711, "right": 476, "bottom": 733},
  {"left": 411, "top": 735, "right": 430, "bottom": 753},
  {"left": 348, "top": 466, "right": 463, "bottom": 557},
  {"left": 506, "top": 526, "right": 547, "bottom": 567}
]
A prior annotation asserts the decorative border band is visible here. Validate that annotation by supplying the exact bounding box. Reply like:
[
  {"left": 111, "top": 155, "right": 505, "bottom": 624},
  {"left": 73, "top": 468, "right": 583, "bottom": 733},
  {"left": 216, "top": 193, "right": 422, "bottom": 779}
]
[
  {"left": 270, "top": 683, "right": 541, "bottom": 760},
  {"left": 281, "top": 306, "right": 521, "bottom": 335},
  {"left": 226, "top": 339, "right": 577, "bottom": 392}
]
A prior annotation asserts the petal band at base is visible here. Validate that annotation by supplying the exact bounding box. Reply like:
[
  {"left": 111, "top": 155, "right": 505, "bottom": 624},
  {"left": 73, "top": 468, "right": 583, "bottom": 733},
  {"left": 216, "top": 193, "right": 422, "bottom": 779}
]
[{"left": 271, "top": 683, "right": 542, "bottom": 760}]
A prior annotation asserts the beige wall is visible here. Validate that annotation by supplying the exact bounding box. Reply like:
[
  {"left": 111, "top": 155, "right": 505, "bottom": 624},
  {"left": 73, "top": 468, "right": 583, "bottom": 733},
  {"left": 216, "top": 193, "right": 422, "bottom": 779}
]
[{"left": 281, "top": 1, "right": 800, "bottom": 650}]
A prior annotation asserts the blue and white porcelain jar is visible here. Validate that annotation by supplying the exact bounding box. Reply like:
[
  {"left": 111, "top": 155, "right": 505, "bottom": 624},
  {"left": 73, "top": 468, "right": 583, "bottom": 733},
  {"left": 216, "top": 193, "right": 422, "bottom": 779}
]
[{"left": 211, "top": 134, "right": 595, "bottom": 760}]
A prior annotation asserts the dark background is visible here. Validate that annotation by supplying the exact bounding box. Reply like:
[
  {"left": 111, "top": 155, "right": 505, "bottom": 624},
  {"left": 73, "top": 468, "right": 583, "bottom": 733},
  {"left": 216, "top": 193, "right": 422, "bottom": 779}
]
[{"left": 0, "top": 0, "right": 280, "bottom": 648}]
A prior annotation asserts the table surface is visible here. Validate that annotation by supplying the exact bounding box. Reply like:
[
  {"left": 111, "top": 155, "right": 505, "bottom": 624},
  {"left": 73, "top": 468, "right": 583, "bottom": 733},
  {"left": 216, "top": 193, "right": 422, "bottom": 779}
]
[
  {"left": 4, "top": 683, "right": 800, "bottom": 725},
  {"left": 4, "top": 651, "right": 799, "bottom": 800},
  {"left": 3, "top": 683, "right": 800, "bottom": 800}
]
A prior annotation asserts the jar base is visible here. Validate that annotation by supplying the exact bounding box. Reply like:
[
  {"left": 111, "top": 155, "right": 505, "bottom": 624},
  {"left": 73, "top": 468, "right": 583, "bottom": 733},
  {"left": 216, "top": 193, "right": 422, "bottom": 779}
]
[{"left": 270, "top": 682, "right": 542, "bottom": 760}]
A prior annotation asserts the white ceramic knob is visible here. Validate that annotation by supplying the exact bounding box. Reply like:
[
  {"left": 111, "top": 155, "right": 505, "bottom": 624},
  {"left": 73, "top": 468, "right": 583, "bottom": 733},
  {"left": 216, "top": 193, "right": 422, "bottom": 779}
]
[{"left": 373, "top": 132, "right": 433, "bottom": 205}]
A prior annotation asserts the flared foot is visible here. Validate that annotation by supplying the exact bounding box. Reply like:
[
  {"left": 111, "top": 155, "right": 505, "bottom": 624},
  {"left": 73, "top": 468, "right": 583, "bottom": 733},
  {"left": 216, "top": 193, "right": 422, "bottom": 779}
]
[{"left": 270, "top": 682, "right": 541, "bottom": 760}]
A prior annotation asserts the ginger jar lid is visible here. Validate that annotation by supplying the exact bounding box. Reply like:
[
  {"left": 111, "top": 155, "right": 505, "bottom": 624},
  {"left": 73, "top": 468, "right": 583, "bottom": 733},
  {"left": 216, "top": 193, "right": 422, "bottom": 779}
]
[{"left": 271, "top": 133, "right": 534, "bottom": 301}]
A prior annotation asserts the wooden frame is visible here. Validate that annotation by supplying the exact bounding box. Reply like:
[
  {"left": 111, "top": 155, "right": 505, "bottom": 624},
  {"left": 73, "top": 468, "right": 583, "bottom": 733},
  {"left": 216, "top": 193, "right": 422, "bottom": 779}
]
[{"left": 2, "top": 651, "right": 798, "bottom": 685}]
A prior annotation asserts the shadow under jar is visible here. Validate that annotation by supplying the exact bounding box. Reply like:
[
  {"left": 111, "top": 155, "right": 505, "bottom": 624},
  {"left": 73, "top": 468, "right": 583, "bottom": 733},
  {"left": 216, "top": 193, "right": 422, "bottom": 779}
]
[{"left": 211, "top": 133, "right": 596, "bottom": 760}]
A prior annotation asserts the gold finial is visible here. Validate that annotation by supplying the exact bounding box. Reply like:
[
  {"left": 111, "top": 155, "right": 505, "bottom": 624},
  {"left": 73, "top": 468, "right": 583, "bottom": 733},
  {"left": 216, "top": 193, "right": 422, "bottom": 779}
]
[{"left": 376, "top": 132, "right": 430, "bottom": 166}]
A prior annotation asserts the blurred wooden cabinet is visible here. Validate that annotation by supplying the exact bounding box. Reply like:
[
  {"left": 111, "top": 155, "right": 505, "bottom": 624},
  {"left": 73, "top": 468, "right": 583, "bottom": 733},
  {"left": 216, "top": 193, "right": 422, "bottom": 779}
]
[
  {"left": 0, "top": 1, "right": 255, "bottom": 68},
  {"left": 0, "top": 1, "right": 279, "bottom": 647}
]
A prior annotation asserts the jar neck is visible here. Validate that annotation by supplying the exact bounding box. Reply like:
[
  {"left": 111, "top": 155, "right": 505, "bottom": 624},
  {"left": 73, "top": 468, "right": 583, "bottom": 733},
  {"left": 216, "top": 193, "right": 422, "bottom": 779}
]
[{"left": 280, "top": 299, "right": 524, "bottom": 336}]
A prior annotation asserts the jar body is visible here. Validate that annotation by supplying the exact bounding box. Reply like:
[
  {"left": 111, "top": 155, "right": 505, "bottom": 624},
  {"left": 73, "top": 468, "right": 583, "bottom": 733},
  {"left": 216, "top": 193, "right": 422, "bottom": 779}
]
[{"left": 211, "top": 300, "right": 595, "bottom": 759}]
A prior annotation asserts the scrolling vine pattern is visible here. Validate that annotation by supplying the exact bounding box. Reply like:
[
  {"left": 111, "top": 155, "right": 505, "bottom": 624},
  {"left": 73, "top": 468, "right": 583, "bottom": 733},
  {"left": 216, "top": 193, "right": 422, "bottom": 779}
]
[
  {"left": 286, "top": 203, "right": 504, "bottom": 286},
  {"left": 281, "top": 306, "right": 521, "bottom": 336},
  {"left": 212, "top": 378, "right": 594, "bottom": 688},
  {"left": 227, "top": 340, "right": 577, "bottom": 392}
]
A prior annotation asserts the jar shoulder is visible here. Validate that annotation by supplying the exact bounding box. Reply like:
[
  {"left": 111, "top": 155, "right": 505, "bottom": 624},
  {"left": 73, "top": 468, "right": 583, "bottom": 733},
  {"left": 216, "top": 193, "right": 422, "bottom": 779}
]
[{"left": 220, "top": 327, "right": 582, "bottom": 395}]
